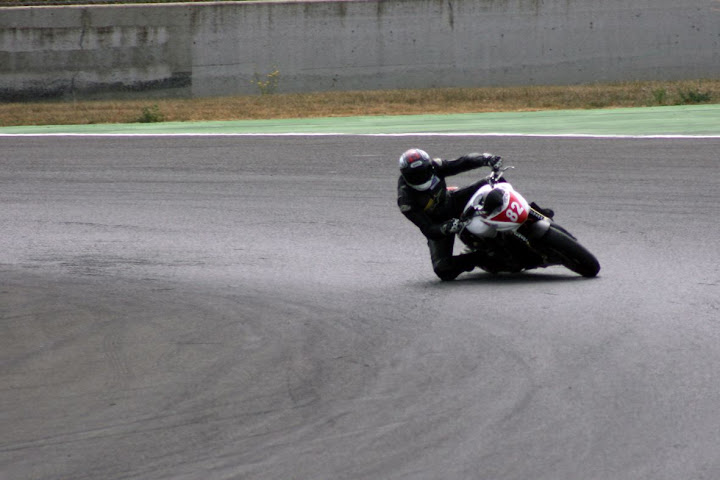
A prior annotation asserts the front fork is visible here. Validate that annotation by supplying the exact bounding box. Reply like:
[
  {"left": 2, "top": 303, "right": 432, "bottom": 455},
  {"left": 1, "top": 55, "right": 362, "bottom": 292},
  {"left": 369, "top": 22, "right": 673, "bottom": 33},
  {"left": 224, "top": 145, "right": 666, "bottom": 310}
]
[
  {"left": 516, "top": 209, "right": 579, "bottom": 265},
  {"left": 512, "top": 209, "right": 556, "bottom": 266},
  {"left": 518, "top": 209, "right": 551, "bottom": 240}
]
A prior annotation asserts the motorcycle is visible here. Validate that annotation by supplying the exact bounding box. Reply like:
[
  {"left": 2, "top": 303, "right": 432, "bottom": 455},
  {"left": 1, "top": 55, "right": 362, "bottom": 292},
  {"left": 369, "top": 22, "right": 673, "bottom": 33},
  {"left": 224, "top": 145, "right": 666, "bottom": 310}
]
[{"left": 456, "top": 165, "right": 600, "bottom": 277}]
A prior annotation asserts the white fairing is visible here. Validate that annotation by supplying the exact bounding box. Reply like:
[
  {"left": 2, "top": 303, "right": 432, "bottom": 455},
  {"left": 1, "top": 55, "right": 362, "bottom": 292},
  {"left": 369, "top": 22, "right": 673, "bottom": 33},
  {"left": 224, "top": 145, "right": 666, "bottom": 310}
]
[
  {"left": 463, "top": 182, "right": 531, "bottom": 238},
  {"left": 465, "top": 217, "right": 496, "bottom": 237}
]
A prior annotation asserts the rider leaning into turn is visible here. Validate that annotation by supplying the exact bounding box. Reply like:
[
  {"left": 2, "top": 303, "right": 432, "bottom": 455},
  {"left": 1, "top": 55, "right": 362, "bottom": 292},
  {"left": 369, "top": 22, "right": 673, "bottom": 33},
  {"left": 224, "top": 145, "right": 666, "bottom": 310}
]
[{"left": 397, "top": 148, "right": 504, "bottom": 281}]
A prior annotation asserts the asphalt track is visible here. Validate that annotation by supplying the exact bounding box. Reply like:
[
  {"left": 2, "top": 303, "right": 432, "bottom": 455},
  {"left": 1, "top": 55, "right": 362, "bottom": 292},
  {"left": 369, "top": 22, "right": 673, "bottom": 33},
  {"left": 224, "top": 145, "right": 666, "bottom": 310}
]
[{"left": 1, "top": 109, "right": 720, "bottom": 480}]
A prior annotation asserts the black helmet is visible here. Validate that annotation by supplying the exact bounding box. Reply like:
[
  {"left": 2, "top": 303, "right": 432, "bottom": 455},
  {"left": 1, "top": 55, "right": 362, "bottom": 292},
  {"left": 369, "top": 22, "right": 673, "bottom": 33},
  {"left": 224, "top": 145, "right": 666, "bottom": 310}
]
[{"left": 399, "top": 148, "right": 438, "bottom": 191}]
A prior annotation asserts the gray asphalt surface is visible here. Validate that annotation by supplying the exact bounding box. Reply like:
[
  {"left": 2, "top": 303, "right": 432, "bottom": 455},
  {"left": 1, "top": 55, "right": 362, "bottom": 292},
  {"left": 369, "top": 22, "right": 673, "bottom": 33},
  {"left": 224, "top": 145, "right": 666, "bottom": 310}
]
[{"left": 1, "top": 135, "right": 719, "bottom": 480}]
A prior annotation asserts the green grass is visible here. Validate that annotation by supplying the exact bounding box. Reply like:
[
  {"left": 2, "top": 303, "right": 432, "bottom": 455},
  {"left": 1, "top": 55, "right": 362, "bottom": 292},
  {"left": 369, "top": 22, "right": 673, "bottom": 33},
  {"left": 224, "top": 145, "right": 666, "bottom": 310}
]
[{"left": 1, "top": 79, "right": 718, "bottom": 127}]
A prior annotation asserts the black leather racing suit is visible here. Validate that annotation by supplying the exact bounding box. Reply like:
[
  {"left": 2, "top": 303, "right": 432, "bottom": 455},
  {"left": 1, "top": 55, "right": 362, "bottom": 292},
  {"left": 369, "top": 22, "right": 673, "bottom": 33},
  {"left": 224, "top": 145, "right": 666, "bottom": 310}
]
[{"left": 397, "top": 154, "right": 492, "bottom": 281}]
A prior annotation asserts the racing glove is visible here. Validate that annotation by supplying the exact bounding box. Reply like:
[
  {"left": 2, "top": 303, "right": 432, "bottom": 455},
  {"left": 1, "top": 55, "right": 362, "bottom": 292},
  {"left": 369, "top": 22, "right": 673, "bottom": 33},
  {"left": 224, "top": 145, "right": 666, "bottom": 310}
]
[
  {"left": 482, "top": 153, "right": 503, "bottom": 170},
  {"left": 464, "top": 152, "right": 503, "bottom": 170},
  {"left": 440, "top": 218, "right": 466, "bottom": 236}
]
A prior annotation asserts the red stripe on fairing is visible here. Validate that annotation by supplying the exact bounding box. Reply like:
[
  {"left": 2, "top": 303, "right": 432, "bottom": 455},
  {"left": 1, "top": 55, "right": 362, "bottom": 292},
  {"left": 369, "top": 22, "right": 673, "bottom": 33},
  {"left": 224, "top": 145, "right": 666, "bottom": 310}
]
[{"left": 489, "top": 191, "right": 528, "bottom": 224}]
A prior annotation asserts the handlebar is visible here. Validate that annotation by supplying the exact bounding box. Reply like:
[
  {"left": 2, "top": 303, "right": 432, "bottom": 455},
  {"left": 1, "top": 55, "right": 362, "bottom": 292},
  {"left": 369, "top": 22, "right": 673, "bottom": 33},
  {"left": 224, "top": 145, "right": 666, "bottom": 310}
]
[{"left": 487, "top": 165, "right": 514, "bottom": 185}]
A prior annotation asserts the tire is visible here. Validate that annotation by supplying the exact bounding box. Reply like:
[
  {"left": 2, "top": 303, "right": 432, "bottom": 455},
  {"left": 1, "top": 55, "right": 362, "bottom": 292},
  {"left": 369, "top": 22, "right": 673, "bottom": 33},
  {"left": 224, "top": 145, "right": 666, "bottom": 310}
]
[{"left": 538, "top": 225, "right": 600, "bottom": 277}]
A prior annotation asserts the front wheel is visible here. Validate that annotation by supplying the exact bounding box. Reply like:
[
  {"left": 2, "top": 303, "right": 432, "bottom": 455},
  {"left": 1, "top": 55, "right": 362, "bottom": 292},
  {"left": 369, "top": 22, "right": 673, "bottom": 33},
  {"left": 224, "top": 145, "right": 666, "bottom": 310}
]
[{"left": 537, "top": 225, "right": 600, "bottom": 277}]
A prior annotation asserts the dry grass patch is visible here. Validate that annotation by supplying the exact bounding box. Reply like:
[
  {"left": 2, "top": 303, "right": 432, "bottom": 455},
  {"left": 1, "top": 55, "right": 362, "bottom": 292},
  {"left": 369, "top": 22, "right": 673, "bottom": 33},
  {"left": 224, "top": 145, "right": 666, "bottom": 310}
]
[{"left": 1, "top": 79, "right": 719, "bottom": 127}]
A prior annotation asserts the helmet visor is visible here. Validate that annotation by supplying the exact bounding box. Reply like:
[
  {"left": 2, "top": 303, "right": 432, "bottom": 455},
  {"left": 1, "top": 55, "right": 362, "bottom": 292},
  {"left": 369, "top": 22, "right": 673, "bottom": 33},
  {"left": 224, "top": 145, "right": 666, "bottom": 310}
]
[
  {"left": 408, "top": 174, "right": 440, "bottom": 191},
  {"left": 402, "top": 165, "right": 433, "bottom": 187}
]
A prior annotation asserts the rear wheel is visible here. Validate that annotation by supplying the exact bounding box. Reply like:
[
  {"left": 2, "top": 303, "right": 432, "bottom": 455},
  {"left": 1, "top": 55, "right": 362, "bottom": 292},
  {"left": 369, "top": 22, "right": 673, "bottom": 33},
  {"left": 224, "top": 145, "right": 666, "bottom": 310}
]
[{"left": 538, "top": 225, "right": 600, "bottom": 277}]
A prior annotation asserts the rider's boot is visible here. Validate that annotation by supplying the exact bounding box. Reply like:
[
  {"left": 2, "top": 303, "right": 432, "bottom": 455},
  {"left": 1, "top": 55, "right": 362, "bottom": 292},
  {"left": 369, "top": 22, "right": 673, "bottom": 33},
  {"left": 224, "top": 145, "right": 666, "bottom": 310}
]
[
  {"left": 435, "top": 252, "right": 482, "bottom": 281},
  {"left": 458, "top": 252, "right": 481, "bottom": 273},
  {"left": 458, "top": 250, "right": 505, "bottom": 274}
]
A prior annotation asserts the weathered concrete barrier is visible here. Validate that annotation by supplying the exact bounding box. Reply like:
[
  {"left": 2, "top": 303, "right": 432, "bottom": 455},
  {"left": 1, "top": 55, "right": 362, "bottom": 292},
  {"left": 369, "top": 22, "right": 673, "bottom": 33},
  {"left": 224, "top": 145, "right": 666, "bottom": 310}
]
[{"left": 1, "top": 0, "right": 719, "bottom": 100}]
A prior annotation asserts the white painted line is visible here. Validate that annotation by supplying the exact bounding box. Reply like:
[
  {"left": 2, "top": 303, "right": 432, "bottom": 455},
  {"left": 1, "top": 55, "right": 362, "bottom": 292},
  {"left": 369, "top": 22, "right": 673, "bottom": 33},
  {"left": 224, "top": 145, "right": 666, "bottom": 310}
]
[{"left": 2, "top": 132, "right": 720, "bottom": 138}]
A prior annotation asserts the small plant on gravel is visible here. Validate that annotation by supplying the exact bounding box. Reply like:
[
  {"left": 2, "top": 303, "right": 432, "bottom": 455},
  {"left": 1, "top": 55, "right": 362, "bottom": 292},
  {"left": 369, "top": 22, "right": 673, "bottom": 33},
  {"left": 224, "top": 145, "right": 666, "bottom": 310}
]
[
  {"left": 676, "top": 88, "right": 712, "bottom": 105},
  {"left": 652, "top": 88, "right": 668, "bottom": 105},
  {"left": 136, "top": 104, "right": 165, "bottom": 123},
  {"left": 252, "top": 68, "right": 280, "bottom": 95}
]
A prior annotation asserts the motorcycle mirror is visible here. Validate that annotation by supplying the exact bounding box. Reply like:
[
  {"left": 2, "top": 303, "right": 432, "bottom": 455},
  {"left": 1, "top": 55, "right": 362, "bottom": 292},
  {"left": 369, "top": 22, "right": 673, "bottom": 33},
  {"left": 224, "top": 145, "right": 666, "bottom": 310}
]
[{"left": 491, "top": 165, "right": 514, "bottom": 184}]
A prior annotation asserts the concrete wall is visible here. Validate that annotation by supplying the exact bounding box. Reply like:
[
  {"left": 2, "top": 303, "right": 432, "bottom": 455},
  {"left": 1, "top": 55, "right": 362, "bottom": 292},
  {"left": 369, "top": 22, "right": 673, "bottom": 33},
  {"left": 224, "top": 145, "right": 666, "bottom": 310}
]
[
  {"left": 1, "top": 0, "right": 719, "bottom": 100},
  {"left": 0, "top": 4, "right": 194, "bottom": 100}
]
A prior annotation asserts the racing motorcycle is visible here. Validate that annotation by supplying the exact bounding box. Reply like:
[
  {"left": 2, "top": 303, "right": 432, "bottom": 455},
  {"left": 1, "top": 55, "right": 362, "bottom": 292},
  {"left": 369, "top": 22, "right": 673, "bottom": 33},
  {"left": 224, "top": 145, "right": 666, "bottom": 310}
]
[{"left": 456, "top": 165, "right": 600, "bottom": 277}]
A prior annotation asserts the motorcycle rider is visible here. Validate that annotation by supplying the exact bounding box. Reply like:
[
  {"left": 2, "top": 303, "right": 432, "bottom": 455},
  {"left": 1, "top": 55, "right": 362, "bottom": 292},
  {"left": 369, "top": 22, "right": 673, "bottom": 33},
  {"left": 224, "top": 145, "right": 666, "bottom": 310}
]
[{"left": 397, "top": 148, "right": 503, "bottom": 281}]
